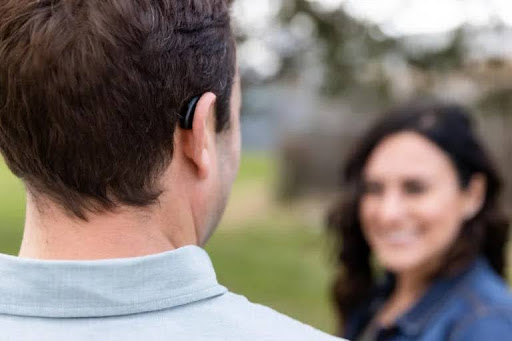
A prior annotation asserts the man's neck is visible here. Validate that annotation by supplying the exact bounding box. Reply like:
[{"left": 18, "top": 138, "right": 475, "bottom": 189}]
[{"left": 18, "top": 196, "right": 199, "bottom": 260}]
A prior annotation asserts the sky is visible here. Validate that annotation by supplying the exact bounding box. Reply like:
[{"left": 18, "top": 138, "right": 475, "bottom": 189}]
[
  {"left": 344, "top": 0, "right": 512, "bottom": 36},
  {"left": 234, "top": 0, "right": 512, "bottom": 37}
]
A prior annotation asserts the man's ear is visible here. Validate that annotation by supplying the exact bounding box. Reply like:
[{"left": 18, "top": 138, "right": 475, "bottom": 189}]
[
  {"left": 463, "top": 174, "right": 487, "bottom": 220},
  {"left": 180, "top": 92, "right": 217, "bottom": 179}
]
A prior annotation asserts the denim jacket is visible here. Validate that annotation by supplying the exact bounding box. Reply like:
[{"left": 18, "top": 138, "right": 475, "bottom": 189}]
[{"left": 344, "top": 257, "right": 512, "bottom": 341}]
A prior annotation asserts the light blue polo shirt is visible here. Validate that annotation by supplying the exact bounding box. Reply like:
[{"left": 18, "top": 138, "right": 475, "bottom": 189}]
[{"left": 0, "top": 245, "right": 343, "bottom": 340}]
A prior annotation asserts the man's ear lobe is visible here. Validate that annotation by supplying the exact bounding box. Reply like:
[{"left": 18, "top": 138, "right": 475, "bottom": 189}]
[{"left": 180, "top": 92, "right": 217, "bottom": 179}]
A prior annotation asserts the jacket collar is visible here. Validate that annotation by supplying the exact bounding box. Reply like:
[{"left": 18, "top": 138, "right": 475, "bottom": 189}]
[
  {"left": 345, "top": 257, "right": 491, "bottom": 339},
  {"left": 393, "top": 257, "right": 488, "bottom": 337}
]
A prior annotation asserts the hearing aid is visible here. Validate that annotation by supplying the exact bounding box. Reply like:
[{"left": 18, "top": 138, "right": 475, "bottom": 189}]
[{"left": 179, "top": 96, "right": 201, "bottom": 130}]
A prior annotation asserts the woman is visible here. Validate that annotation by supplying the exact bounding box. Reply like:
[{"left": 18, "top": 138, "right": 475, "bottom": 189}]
[{"left": 328, "top": 103, "right": 512, "bottom": 340}]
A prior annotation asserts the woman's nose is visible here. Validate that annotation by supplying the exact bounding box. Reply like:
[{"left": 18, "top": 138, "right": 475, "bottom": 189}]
[{"left": 378, "top": 190, "right": 406, "bottom": 225}]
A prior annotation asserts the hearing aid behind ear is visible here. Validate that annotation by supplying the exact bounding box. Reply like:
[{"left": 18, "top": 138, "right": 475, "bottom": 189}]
[{"left": 179, "top": 96, "right": 201, "bottom": 129}]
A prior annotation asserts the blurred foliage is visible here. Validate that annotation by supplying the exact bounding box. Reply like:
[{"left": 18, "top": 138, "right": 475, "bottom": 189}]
[
  {"left": 279, "top": 0, "right": 464, "bottom": 93},
  {"left": 247, "top": 1, "right": 512, "bottom": 204},
  {"left": 279, "top": 0, "right": 396, "bottom": 97},
  {"left": 274, "top": 0, "right": 512, "bottom": 118}
]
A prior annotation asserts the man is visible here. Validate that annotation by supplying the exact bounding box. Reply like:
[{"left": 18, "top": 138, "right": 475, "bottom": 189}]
[{"left": 0, "top": 1, "right": 343, "bottom": 340}]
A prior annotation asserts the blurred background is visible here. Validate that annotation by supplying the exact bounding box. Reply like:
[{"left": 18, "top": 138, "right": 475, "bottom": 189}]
[{"left": 1, "top": 0, "right": 512, "bottom": 334}]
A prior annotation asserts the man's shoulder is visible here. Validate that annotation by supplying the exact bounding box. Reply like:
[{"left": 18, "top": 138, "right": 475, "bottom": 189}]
[
  {"left": 191, "top": 291, "right": 344, "bottom": 340},
  {"left": 0, "top": 290, "right": 345, "bottom": 341}
]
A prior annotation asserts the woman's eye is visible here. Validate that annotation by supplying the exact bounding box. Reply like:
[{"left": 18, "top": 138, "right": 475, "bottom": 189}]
[{"left": 403, "top": 181, "right": 426, "bottom": 195}]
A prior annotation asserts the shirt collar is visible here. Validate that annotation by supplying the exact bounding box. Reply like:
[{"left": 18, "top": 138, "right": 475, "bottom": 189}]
[{"left": 0, "top": 245, "right": 227, "bottom": 318}]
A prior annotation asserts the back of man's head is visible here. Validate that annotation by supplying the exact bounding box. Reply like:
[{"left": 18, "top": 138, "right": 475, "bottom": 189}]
[{"left": 0, "top": 0, "right": 236, "bottom": 219}]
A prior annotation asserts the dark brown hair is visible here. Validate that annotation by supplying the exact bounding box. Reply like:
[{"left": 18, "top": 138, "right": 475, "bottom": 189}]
[
  {"left": 0, "top": 0, "right": 236, "bottom": 218},
  {"left": 327, "top": 103, "right": 510, "bottom": 329}
]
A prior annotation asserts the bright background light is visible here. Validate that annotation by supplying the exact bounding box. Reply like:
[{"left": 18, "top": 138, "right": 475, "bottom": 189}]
[
  {"left": 235, "top": 0, "right": 512, "bottom": 37},
  {"left": 344, "top": 0, "right": 512, "bottom": 36}
]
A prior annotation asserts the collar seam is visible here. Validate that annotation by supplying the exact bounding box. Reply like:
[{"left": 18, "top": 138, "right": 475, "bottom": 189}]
[{"left": 0, "top": 283, "right": 226, "bottom": 312}]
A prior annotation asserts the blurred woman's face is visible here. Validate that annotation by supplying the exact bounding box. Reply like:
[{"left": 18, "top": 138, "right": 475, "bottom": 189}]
[{"left": 360, "top": 132, "right": 477, "bottom": 275}]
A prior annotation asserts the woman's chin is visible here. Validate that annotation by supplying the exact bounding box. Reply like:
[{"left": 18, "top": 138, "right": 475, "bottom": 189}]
[{"left": 377, "top": 253, "right": 430, "bottom": 275}]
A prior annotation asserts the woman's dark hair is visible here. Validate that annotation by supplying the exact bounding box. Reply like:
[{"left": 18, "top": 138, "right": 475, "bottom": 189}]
[{"left": 327, "top": 102, "right": 510, "bottom": 329}]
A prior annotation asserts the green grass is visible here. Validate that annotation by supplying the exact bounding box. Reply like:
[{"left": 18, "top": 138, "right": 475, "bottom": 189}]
[
  {"left": 235, "top": 152, "right": 276, "bottom": 182},
  {"left": 206, "top": 222, "right": 336, "bottom": 333},
  {"left": 0, "top": 161, "right": 25, "bottom": 255}
]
